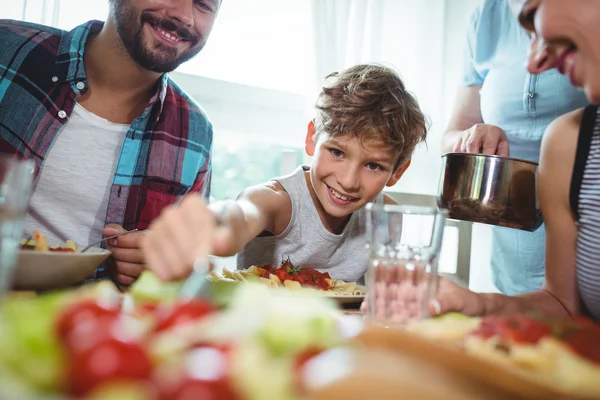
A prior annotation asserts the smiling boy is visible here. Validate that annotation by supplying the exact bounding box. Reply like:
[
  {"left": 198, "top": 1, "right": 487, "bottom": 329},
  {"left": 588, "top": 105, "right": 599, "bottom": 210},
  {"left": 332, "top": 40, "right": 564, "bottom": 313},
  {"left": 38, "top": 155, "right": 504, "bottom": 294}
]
[{"left": 141, "top": 64, "right": 428, "bottom": 282}]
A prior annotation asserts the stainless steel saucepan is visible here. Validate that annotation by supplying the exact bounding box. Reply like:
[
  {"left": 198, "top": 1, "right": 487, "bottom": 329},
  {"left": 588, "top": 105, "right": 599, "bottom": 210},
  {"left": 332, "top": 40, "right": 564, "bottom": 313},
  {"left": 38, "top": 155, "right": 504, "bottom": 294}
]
[{"left": 436, "top": 153, "right": 542, "bottom": 232}]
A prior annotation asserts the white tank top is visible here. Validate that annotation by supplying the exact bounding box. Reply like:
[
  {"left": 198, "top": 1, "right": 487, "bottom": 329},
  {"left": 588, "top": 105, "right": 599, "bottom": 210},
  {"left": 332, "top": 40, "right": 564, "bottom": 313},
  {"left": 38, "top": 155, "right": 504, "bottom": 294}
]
[
  {"left": 23, "top": 103, "right": 128, "bottom": 246},
  {"left": 236, "top": 165, "right": 383, "bottom": 283}
]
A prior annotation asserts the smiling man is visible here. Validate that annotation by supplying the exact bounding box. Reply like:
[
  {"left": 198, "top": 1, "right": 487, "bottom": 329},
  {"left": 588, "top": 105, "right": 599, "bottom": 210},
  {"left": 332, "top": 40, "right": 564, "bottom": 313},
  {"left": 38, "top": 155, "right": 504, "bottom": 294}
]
[{"left": 0, "top": 0, "right": 221, "bottom": 287}]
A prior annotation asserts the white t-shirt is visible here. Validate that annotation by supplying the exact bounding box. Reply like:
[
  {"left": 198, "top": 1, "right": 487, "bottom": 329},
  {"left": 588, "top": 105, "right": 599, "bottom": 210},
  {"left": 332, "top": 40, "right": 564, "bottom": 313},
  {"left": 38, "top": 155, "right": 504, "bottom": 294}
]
[{"left": 23, "top": 103, "right": 128, "bottom": 246}]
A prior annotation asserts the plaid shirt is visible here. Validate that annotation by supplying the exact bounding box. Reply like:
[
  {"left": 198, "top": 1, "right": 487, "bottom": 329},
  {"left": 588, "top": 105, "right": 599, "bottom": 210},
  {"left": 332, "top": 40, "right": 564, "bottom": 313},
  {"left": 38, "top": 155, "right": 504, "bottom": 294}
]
[{"left": 0, "top": 19, "right": 213, "bottom": 233}]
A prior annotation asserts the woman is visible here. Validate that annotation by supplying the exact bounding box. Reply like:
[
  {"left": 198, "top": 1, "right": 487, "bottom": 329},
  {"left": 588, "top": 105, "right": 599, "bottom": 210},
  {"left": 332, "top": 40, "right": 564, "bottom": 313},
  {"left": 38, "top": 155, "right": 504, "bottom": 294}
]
[
  {"left": 436, "top": 0, "right": 600, "bottom": 322},
  {"left": 442, "top": 0, "right": 588, "bottom": 295}
]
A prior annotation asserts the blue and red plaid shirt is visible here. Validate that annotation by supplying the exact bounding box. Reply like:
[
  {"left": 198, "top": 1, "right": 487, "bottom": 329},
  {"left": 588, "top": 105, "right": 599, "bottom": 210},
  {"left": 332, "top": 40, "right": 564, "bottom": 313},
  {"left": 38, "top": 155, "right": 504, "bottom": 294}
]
[{"left": 0, "top": 19, "right": 213, "bottom": 233}]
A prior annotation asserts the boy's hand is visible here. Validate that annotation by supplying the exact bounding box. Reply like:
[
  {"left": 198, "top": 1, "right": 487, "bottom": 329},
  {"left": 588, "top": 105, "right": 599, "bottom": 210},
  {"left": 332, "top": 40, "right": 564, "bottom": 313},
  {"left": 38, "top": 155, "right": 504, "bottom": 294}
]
[{"left": 140, "top": 194, "right": 217, "bottom": 281}]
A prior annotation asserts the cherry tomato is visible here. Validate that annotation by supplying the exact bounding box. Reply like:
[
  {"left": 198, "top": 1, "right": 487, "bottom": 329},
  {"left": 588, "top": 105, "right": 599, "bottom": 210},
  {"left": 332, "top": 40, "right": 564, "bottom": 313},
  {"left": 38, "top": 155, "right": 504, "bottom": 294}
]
[
  {"left": 158, "top": 345, "right": 238, "bottom": 400},
  {"left": 470, "top": 315, "right": 551, "bottom": 344},
  {"left": 67, "top": 335, "right": 152, "bottom": 397},
  {"left": 154, "top": 300, "right": 216, "bottom": 332},
  {"left": 56, "top": 299, "right": 120, "bottom": 342},
  {"left": 64, "top": 317, "right": 118, "bottom": 354},
  {"left": 296, "top": 348, "right": 323, "bottom": 368},
  {"left": 294, "top": 348, "right": 324, "bottom": 393}
]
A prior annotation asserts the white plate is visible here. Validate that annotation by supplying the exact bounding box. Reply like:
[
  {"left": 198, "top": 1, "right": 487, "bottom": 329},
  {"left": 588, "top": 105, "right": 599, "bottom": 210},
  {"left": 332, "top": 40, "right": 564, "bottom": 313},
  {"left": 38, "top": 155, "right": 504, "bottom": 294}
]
[
  {"left": 12, "top": 247, "right": 111, "bottom": 290},
  {"left": 326, "top": 294, "right": 365, "bottom": 305}
]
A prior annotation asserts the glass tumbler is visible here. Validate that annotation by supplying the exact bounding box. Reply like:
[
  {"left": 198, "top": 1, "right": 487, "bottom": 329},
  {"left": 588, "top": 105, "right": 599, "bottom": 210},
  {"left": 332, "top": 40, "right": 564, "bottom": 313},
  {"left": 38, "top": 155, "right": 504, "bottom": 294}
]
[
  {"left": 365, "top": 203, "right": 446, "bottom": 327},
  {"left": 0, "top": 156, "right": 34, "bottom": 296}
]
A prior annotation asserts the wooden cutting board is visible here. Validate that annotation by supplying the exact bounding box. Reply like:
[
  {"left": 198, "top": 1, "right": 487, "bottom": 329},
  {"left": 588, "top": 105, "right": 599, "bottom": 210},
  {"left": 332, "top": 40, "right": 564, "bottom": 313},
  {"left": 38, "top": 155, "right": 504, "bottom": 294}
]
[
  {"left": 305, "top": 346, "right": 515, "bottom": 400},
  {"left": 343, "top": 326, "right": 597, "bottom": 400}
]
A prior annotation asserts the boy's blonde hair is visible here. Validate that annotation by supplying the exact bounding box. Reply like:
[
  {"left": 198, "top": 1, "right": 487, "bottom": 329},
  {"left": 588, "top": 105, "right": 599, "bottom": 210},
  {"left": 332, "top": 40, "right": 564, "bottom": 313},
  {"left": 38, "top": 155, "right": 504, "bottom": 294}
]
[{"left": 315, "top": 64, "right": 428, "bottom": 167}]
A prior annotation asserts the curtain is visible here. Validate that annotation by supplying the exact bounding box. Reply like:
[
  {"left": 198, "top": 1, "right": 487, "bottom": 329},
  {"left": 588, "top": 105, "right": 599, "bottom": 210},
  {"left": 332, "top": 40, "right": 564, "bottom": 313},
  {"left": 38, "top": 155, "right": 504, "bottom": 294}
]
[{"left": 310, "top": 0, "right": 385, "bottom": 92}]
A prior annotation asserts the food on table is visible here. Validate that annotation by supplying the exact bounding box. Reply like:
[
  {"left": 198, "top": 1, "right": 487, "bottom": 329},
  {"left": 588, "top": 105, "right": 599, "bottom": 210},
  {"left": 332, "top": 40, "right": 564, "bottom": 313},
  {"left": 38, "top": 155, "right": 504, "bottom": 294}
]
[
  {"left": 0, "top": 281, "right": 344, "bottom": 400},
  {"left": 208, "top": 257, "right": 366, "bottom": 296},
  {"left": 20, "top": 230, "right": 77, "bottom": 252},
  {"left": 129, "top": 269, "right": 184, "bottom": 305},
  {"left": 407, "top": 313, "right": 600, "bottom": 397}
]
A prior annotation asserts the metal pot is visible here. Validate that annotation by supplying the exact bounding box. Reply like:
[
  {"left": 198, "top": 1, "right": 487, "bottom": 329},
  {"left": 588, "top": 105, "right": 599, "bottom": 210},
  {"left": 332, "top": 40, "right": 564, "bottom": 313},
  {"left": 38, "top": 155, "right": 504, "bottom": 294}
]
[{"left": 436, "top": 153, "right": 543, "bottom": 232}]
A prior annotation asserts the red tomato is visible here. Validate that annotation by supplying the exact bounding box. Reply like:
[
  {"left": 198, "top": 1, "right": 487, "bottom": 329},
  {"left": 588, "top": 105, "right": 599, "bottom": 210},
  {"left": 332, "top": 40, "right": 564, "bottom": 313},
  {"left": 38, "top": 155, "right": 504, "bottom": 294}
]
[
  {"left": 470, "top": 315, "right": 551, "bottom": 344},
  {"left": 160, "top": 378, "right": 238, "bottom": 400},
  {"left": 56, "top": 299, "right": 120, "bottom": 342},
  {"left": 294, "top": 348, "right": 324, "bottom": 393},
  {"left": 295, "top": 348, "right": 324, "bottom": 370},
  {"left": 552, "top": 318, "right": 600, "bottom": 364},
  {"left": 67, "top": 336, "right": 152, "bottom": 397},
  {"left": 158, "top": 345, "right": 238, "bottom": 400},
  {"left": 64, "top": 317, "right": 118, "bottom": 354},
  {"left": 139, "top": 302, "right": 159, "bottom": 315},
  {"left": 154, "top": 300, "right": 216, "bottom": 332}
]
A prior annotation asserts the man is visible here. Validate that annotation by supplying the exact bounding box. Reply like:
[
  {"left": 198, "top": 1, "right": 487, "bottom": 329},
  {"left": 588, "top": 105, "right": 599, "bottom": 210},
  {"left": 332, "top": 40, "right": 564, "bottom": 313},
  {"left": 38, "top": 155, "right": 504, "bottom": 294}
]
[{"left": 0, "top": 0, "right": 221, "bottom": 286}]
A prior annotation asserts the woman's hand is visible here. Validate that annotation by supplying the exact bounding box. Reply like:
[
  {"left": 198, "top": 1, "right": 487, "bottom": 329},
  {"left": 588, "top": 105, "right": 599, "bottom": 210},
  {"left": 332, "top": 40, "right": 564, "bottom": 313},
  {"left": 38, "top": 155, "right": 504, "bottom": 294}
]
[
  {"left": 451, "top": 123, "right": 510, "bottom": 156},
  {"left": 430, "top": 277, "right": 486, "bottom": 317}
]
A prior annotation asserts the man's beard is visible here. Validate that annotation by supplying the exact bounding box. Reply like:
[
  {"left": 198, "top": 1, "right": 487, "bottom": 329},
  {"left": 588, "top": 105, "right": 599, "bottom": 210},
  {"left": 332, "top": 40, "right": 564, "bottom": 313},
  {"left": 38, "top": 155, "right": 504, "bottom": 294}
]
[{"left": 112, "top": 0, "right": 204, "bottom": 73}]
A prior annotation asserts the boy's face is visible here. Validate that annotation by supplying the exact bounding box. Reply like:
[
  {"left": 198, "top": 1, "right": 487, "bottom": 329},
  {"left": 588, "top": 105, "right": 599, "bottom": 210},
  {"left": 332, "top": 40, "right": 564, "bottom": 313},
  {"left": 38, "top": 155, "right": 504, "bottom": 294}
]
[
  {"left": 305, "top": 126, "right": 408, "bottom": 220},
  {"left": 110, "top": 0, "right": 219, "bottom": 73}
]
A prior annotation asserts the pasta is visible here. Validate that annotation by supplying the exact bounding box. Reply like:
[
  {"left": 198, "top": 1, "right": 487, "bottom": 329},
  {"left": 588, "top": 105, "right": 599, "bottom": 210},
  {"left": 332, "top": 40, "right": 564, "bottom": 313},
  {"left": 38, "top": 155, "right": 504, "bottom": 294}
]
[
  {"left": 20, "top": 231, "right": 78, "bottom": 252},
  {"left": 208, "top": 261, "right": 366, "bottom": 297},
  {"left": 406, "top": 314, "right": 600, "bottom": 397}
]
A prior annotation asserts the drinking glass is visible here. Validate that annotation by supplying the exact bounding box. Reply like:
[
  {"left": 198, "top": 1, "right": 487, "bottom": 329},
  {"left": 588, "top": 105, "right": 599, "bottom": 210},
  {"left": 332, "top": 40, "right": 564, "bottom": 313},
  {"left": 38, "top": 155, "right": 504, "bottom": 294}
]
[
  {"left": 365, "top": 203, "right": 446, "bottom": 327},
  {"left": 0, "top": 156, "right": 34, "bottom": 296}
]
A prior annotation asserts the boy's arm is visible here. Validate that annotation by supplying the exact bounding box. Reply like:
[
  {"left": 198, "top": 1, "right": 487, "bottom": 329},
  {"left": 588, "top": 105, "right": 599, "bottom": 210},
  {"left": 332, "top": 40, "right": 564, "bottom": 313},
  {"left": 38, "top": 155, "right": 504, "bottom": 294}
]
[
  {"left": 436, "top": 109, "right": 583, "bottom": 317},
  {"left": 140, "top": 182, "right": 290, "bottom": 281},
  {"left": 209, "top": 182, "right": 291, "bottom": 256}
]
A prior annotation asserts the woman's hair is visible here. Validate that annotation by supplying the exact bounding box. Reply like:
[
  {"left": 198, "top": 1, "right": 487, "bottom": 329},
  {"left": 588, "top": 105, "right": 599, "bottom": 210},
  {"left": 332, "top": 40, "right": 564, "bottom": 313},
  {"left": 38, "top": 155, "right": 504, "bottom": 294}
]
[{"left": 315, "top": 64, "right": 428, "bottom": 166}]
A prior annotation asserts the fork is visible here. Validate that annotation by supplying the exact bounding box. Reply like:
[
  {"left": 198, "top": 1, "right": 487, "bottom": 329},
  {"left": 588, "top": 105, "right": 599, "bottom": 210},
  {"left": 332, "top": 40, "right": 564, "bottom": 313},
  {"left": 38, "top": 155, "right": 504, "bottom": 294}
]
[
  {"left": 80, "top": 229, "right": 140, "bottom": 253},
  {"left": 178, "top": 258, "right": 211, "bottom": 300}
]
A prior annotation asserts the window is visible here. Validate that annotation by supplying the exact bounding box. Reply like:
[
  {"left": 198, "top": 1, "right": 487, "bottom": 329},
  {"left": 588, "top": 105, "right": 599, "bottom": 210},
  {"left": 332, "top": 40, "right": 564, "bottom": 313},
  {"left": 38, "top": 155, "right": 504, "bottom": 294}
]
[
  {"left": 4, "top": 0, "right": 26, "bottom": 20},
  {"left": 52, "top": 0, "right": 314, "bottom": 95},
  {"left": 177, "top": 0, "right": 314, "bottom": 95},
  {"left": 211, "top": 132, "right": 303, "bottom": 201},
  {"left": 55, "top": 0, "right": 108, "bottom": 30}
]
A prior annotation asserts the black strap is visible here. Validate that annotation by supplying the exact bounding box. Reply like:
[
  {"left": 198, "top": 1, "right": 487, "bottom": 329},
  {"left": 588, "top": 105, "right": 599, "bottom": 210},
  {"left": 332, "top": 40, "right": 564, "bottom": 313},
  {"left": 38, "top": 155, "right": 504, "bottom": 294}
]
[{"left": 570, "top": 105, "right": 599, "bottom": 219}]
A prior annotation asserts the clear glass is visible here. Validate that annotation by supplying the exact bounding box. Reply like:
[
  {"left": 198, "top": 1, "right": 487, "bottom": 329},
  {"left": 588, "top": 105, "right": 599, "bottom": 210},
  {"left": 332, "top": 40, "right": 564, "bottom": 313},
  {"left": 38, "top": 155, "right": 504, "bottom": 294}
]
[
  {"left": 366, "top": 203, "right": 446, "bottom": 327},
  {"left": 0, "top": 156, "right": 34, "bottom": 296}
]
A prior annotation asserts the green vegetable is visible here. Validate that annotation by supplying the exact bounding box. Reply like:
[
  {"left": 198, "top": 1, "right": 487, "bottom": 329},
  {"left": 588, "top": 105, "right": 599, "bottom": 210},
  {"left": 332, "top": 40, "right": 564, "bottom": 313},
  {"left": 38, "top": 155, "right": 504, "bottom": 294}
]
[
  {"left": 282, "top": 257, "right": 302, "bottom": 275},
  {"left": 129, "top": 270, "right": 183, "bottom": 304},
  {"left": 0, "top": 292, "right": 70, "bottom": 393},
  {"left": 433, "top": 312, "right": 472, "bottom": 321}
]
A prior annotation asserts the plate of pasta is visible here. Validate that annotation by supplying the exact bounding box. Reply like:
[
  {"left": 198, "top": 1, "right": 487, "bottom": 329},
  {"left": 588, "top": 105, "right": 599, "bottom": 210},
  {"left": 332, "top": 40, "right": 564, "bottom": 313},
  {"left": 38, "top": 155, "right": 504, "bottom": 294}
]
[
  {"left": 13, "top": 231, "right": 111, "bottom": 291},
  {"left": 398, "top": 313, "right": 600, "bottom": 399},
  {"left": 207, "top": 258, "right": 366, "bottom": 304}
]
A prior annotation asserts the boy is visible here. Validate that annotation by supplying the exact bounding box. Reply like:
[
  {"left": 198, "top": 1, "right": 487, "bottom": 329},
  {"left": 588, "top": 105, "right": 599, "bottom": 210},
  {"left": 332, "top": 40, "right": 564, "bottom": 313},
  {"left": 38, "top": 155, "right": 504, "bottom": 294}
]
[{"left": 141, "top": 64, "right": 428, "bottom": 282}]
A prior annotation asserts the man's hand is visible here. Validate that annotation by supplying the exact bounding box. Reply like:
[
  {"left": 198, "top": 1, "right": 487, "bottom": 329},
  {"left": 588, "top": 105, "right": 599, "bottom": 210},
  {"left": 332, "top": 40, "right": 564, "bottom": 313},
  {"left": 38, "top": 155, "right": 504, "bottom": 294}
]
[{"left": 102, "top": 224, "right": 144, "bottom": 287}]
